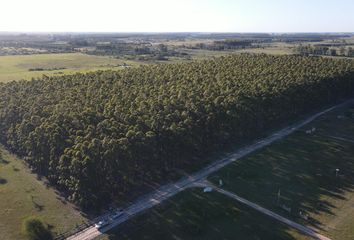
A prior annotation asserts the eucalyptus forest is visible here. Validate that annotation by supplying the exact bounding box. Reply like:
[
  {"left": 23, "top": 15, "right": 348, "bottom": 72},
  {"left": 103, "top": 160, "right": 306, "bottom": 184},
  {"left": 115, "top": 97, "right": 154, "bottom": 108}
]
[{"left": 1, "top": 54, "right": 354, "bottom": 209}]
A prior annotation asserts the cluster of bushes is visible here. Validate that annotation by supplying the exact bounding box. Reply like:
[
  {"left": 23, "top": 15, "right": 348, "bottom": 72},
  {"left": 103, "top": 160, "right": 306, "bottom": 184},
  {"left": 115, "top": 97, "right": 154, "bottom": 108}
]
[{"left": 22, "top": 217, "right": 52, "bottom": 240}]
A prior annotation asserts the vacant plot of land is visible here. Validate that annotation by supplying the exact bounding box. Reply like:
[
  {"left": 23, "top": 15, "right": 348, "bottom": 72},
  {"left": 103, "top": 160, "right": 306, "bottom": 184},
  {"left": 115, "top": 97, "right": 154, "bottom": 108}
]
[
  {"left": 0, "top": 147, "right": 87, "bottom": 240},
  {"left": 99, "top": 189, "right": 310, "bottom": 240},
  {"left": 209, "top": 104, "right": 354, "bottom": 240},
  {"left": 0, "top": 53, "right": 140, "bottom": 82}
]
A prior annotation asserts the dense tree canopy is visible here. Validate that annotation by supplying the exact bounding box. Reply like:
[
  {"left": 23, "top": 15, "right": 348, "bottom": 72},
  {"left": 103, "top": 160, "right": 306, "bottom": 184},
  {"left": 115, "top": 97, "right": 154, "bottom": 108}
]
[{"left": 1, "top": 54, "right": 354, "bottom": 208}]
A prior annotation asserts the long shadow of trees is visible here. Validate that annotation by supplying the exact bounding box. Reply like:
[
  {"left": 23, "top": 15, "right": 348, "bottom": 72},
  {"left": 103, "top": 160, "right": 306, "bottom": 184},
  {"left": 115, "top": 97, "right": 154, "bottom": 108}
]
[
  {"left": 106, "top": 189, "right": 308, "bottom": 240},
  {"left": 210, "top": 131, "right": 354, "bottom": 234},
  {"left": 0, "top": 153, "right": 9, "bottom": 185}
]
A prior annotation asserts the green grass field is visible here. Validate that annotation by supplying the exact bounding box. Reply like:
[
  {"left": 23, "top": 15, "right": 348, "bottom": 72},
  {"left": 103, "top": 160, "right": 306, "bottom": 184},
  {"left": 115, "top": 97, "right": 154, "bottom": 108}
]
[
  {"left": 209, "top": 103, "right": 354, "bottom": 240},
  {"left": 0, "top": 146, "right": 87, "bottom": 239},
  {"left": 0, "top": 53, "right": 141, "bottom": 82},
  {"left": 99, "top": 189, "right": 310, "bottom": 240},
  {"left": 304, "top": 104, "right": 354, "bottom": 140}
]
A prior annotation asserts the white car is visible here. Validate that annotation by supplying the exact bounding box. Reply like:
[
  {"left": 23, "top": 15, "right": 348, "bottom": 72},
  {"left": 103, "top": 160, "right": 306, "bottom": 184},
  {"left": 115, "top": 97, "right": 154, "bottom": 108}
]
[{"left": 94, "top": 220, "right": 109, "bottom": 229}]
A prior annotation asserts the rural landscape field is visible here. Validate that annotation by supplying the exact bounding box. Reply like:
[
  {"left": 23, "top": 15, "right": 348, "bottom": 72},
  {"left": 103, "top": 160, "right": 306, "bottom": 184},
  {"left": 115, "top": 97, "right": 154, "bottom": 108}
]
[
  {"left": 1, "top": 0, "right": 354, "bottom": 240},
  {"left": 0, "top": 53, "right": 140, "bottom": 83}
]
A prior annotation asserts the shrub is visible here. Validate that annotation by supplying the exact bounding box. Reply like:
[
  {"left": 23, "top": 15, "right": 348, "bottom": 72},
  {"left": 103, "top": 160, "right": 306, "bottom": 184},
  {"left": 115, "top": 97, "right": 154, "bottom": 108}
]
[{"left": 22, "top": 217, "right": 53, "bottom": 240}]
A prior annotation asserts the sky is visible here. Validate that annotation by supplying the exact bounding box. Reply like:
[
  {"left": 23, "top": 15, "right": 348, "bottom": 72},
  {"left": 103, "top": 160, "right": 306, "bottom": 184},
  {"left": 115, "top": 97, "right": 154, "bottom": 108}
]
[{"left": 0, "top": 0, "right": 353, "bottom": 33}]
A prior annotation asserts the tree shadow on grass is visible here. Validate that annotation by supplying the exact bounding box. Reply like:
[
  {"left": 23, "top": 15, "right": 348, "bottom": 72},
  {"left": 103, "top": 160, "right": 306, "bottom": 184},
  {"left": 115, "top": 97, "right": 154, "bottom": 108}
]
[
  {"left": 210, "top": 131, "right": 354, "bottom": 234},
  {"left": 12, "top": 166, "right": 20, "bottom": 172},
  {"left": 106, "top": 189, "right": 306, "bottom": 240},
  {"left": 47, "top": 223, "right": 55, "bottom": 231},
  {"left": 56, "top": 196, "right": 68, "bottom": 205},
  {"left": 0, "top": 177, "right": 7, "bottom": 184},
  {"left": 0, "top": 158, "right": 9, "bottom": 164},
  {"left": 31, "top": 195, "right": 45, "bottom": 212}
]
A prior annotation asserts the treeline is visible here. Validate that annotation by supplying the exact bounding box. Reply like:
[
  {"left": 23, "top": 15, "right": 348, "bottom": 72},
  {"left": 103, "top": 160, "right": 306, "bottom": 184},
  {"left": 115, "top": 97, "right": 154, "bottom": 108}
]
[
  {"left": 188, "top": 40, "right": 255, "bottom": 51},
  {"left": 28, "top": 67, "right": 67, "bottom": 72},
  {"left": 1, "top": 54, "right": 354, "bottom": 209},
  {"left": 88, "top": 43, "right": 188, "bottom": 61},
  {"left": 0, "top": 40, "right": 74, "bottom": 56},
  {"left": 294, "top": 44, "right": 354, "bottom": 57}
]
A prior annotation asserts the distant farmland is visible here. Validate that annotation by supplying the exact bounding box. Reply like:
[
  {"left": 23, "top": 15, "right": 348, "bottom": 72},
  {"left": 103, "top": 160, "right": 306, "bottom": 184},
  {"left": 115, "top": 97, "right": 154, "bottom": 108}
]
[{"left": 0, "top": 53, "right": 140, "bottom": 82}]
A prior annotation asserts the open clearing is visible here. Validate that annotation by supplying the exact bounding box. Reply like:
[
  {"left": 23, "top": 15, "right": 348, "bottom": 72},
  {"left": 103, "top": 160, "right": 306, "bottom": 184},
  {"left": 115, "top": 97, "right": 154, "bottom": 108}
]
[
  {"left": 0, "top": 146, "right": 87, "bottom": 239},
  {"left": 98, "top": 189, "right": 310, "bottom": 240},
  {"left": 209, "top": 103, "right": 354, "bottom": 240},
  {"left": 0, "top": 53, "right": 141, "bottom": 82}
]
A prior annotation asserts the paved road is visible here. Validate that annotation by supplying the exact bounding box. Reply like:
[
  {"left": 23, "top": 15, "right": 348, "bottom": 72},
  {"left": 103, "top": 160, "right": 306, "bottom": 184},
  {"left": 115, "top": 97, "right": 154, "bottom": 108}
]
[
  {"left": 202, "top": 182, "right": 331, "bottom": 240},
  {"left": 67, "top": 100, "right": 352, "bottom": 240}
]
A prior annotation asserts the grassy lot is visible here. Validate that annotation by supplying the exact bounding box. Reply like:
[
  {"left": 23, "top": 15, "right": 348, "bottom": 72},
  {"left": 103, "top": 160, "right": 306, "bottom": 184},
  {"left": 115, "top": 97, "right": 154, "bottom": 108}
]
[
  {"left": 209, "top": 104, "right": 354, "bottom": 240},
  {"left": 304, "top": 104, "right": 354, "bottom": 140},
  {"left": 98, "top": 189, "right": 310, "bottom": 240},
  {"left": 0, "top": 146, "right": 87, "bottom": 239},
  {"left": 0, "top": 53, "right": 141, "bottom": 82}
]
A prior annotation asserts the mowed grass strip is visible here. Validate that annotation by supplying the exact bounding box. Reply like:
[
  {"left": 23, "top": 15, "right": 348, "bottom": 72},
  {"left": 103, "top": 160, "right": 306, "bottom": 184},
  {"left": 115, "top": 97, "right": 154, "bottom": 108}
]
[
  {"left": 99, "top": 188, "right": 310, "bottom": 240},
  {"left": 0, "top": 147, "right": 87, "bottom": 240},
  {"left": 209, "top": 107, "right": 354, "bottom": 240},
  {"left": 0, "top": 53, "right": 140, "bottom": 82}
]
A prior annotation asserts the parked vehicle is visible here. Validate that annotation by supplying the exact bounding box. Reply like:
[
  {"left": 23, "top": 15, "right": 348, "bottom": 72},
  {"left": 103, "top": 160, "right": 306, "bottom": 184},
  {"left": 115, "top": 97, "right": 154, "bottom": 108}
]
[{"left": 94, "top": 220, "right": 109, "bottom": 229}]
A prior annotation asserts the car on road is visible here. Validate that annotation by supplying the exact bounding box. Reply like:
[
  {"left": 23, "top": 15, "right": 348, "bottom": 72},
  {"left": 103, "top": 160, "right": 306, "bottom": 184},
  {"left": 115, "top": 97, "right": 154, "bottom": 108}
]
[
  {"left": 94, "top": 220, "right": 109, "bottom": 229},
  {"left": 111, "top": 209, "right": 124, "bottom": 220}
]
